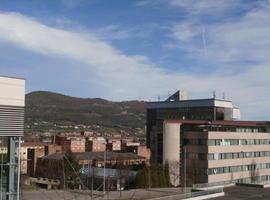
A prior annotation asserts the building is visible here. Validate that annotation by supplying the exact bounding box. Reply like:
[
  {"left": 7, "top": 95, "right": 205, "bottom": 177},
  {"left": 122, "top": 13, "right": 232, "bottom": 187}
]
[
  {"left": 0, "top": 76, "right": 25, "bottom": 200},
  {"left": 55, "top": 135, "right": 85, "bottom": 153},
  {"left": 44, "top": 144, "right": 62, "bottom": 155},
  {"left": 35, "top": 151, "right": 147, "bottom": 179},
  {"left": 146, "top": 90, "right": 270, "bottom": 186},
  {"left": 121, "top": 138, "right": 140, "bottom": 153},
  {"left": 136, "top": 145, "right": 151, "bottom": 160},
  {"left": 146, "top": 90, "right": 241, "bottom": 163},
  {"left": 107, "top": 138, "right": 121, "bottom": 151},
  {"left": 86, "top": 137, "right": 106, "bottom": 152},
  {"left": 20, "top": 142, "right": 45, "bottom": 176}
]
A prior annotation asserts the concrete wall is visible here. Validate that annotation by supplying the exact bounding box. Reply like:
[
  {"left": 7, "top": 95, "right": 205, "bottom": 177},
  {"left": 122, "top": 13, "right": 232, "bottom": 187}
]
[
  {"left": 0, "top": 76, "right": 25, "bottom": 136},
  {"left": 0, "top": 76, "right": 25, "bottom": 107},
  {"left": 163, "top": 122, "right": 180, "bottom": 186}
]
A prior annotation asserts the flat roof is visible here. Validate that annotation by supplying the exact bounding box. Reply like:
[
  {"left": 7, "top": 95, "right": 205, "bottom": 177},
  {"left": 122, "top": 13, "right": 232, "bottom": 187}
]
[
  {"left": 146, "top": 98, "right": 234, "bottom": 109},
  {"left": 210, "top": 185, "right": 270, "bottom": 200},
  {"left": 164, "top": 120, "right": 269, "bottom": 127},
  {"left": 42, "top": 151, "right": 146, "bottom": 161},
  {"left": 148, "top": 98, "right": 232, "bottom": 104},
  {"left": 21, "top": 142, "right": 46, "bottom": 147},
  {"left": 0, "top": 75, "right": 25, "bottom": 80}
]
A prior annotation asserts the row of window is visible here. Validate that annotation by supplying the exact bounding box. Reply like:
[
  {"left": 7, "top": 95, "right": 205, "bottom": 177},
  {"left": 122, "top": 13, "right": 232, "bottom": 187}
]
[
  {"left": 186, "top": 151, "right": 270, "bottom": 161},
  {"left": 236, "top": 128, "right": 259, "bottom": 132},
  {"left": 208, "top": 151, "right": 270, "bottom": 160},
  {"left": 207, "top": 163, "right": 270, "bottom": 175},
  {"left": 184, "top": 139, "right": 270, "bottom": 146}
]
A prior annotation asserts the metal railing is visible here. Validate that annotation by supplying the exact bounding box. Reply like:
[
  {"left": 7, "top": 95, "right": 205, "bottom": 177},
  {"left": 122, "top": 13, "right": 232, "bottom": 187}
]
[
  {"left": 147, "top": 188, "right": 224, "bottom": 200},
  {"left": 192, "top": 180, "right": 236, "bottom": 189}
]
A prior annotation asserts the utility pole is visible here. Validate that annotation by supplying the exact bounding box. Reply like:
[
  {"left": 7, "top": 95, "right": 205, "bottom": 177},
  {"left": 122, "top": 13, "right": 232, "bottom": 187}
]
[
  {"left": 62, "top": 158, "right": 66, "bottom": 200},
  {"left": 184, "top": 146, "right": 187, "bottom": 193},
  {"left": 91, "top": 166, "right": 94, "bottom": 200},
  {"left": 103, "top": 147, "right": 106, "bottom": 195}
]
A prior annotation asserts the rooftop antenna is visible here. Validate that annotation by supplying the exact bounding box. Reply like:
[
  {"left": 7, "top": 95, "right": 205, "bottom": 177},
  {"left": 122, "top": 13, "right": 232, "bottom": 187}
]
[
  {"left": 213, "top": 91, "right": 216, "bottom": 99},
  {"left": 158, "top": 95, "right": 160, "bottom": 102},
  {"left": 222, "top": 92, "right": 226, "bottom": 100},
  {"left": 168, "top": 91, "right": 171, "bottom": 97}
]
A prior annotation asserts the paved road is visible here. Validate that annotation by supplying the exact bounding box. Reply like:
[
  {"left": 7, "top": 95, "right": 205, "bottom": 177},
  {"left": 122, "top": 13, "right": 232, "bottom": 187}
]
[{"left": 212, "top": 186, "right": 270, "bottom": 200}]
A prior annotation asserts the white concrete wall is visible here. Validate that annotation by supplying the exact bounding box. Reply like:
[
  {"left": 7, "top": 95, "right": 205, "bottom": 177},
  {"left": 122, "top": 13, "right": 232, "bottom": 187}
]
[
  {"left": 0, "top": 76, "right": 25, "bottom": 107},
  {"left": 163, "top": 122, "right": 180, "bottom": 186}
]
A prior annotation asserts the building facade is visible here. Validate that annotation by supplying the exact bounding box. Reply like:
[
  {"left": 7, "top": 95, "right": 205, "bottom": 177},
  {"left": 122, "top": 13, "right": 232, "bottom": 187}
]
[
  {"left": 146, "top": 90, "right": 270, "bottom": 186},
  {"left": 86, "top": 137, "right": 106, "bottom": 152},
  {"left": 20, "top": 142, "right": 45, "bottom": 175},
  {"left": 55, "top": 135, "right": 85, "bottom": 153},
  {"left": 146, "top": 90, "right": 240, "bottom": 163},
  {"left": 0, "top": 76, "right": 25, "bottom": 200}
]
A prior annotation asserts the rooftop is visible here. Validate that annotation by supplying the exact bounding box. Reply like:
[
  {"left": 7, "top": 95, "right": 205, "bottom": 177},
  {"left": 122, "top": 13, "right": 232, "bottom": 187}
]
[
  {"left": 146, "top": 98, "right": 234, "bottom": 109},
  {"left": 42, "top": 151, "right": 146, "bottom": 161},
  {"left": 21, "top": 142, "right": 46, "bottom": 147},
  {"left": 0, "top": 75, "right": 25, "bottom": 80},
  {"left": 164, "top": 120, "right": 269, "bottom": 127}
]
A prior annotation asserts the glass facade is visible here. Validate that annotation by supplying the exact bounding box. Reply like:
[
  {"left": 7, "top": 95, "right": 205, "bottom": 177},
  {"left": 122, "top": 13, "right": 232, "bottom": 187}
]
[{"left": 0, "top": 136, "right": 19, "bottom": 200}]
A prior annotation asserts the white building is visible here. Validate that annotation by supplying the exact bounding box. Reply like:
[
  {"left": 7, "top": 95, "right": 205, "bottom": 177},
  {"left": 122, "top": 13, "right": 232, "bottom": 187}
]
[{"left": 0, "top": 76, "right": 25, "bottom": 200}]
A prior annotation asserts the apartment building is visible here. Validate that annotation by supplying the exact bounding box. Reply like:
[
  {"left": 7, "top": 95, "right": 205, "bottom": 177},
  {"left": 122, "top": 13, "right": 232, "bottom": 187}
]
[
  {"left": 107, "top": 138, "right": 121, "bottom": 151},
  {"left": 0, "top": 76, "right": 25, "bottom": 200},
  {"left": 55, "top": 135, "right": 85, "bottom": 153},
  {"left": 86, "top": 137, "right": 106, "bottom": 152},
  {"left": 121, "top": 138, "right": 140, "bottom": 153}
]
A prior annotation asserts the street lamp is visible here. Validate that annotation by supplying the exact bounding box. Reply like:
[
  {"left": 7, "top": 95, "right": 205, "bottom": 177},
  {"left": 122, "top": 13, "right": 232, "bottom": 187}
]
[
  {"left": 184, "top": 146, "right": 187, "bottom": 193},
  {"left": 103, "top": 141, "right": 107, "bottom": 195}
]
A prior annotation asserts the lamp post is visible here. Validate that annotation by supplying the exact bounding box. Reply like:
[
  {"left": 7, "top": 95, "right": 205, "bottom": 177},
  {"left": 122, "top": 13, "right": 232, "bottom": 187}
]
[
  {"left": 103, "top": 141, "right": 107, "bottom": 195},
  {"left": 184, "top": 146, "right": 187, "bottom": 193}
]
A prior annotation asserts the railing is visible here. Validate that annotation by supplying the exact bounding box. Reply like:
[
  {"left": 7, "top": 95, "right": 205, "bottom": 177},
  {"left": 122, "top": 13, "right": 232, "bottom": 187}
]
[
  {"left": 193, "top": 178, "right": 270, "bottom": 189},
  {"left": 192, "top": 180, "right": 236, "bottom": 189},
  {"left": 147, "top": 188, "right": 224, "bottom": 200}
]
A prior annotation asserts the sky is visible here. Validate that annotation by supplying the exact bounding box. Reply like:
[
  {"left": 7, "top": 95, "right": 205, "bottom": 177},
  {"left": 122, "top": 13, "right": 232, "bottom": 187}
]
[{"left": 0, "top": 0, "right": 269, "bottom": 120}]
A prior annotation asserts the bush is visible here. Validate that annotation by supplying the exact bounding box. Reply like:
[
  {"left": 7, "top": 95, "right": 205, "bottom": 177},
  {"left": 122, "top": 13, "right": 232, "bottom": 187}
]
[{"left": 133, "top": 163, "right": 171, "bottom": 188}]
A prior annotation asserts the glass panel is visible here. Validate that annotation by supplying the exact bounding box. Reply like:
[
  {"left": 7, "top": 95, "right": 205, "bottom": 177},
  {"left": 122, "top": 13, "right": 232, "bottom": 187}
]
[{"left": 0, "top": 136, "right": 8, "bottom": 200}]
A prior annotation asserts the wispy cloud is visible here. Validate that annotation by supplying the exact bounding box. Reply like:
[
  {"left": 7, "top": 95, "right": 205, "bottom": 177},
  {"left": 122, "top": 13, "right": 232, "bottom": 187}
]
[
  {"left": 169, "top": 1, "right": 270, "bottom": 66},
  {"left": 0, "top": 11, "right": 269, "bottom": 120},
  {"left": 169, "top": 0, "right": 242, "bottom": 15},
  {"left": 170, "top": 22, "right": 198, "bottom": 42}
]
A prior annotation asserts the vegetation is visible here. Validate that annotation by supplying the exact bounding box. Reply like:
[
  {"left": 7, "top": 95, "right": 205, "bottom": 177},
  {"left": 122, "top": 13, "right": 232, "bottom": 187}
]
[
  {"left": 63, "top": 151, "right": 80, "bottom": 189},
  {"left": 25, "top": 91, "right": 146, "bottom": 135},
  {"left": 133, "top": 163, "right": 171, "bottom": 188}
]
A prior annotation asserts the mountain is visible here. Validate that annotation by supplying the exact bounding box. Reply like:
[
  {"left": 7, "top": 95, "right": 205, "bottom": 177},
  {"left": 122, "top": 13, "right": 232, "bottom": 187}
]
[{"left": 25, "top": 91, "right": 146, "bottom": 134}]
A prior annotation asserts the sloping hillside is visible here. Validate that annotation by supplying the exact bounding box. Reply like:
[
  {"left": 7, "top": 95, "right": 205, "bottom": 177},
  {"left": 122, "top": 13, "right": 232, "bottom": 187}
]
[{"left": 25, "top": 91, "right": 146, "bottom": 133}]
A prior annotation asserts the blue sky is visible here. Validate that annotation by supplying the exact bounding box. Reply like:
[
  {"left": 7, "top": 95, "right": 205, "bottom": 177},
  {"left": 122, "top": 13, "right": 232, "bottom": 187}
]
[{"left": 0, "top": 0, "right": 269, "bottom": 120}]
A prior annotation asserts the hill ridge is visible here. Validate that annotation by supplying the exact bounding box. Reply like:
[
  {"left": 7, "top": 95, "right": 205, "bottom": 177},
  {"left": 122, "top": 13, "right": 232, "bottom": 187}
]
[{"left": 25, "top": 91, "right": 146, "bottom": 135}]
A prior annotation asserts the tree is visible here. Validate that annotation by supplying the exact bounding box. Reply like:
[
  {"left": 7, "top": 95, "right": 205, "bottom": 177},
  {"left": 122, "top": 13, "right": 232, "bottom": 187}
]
[
  {"left": 63, "top": 151, "right": 80, "bottom": 189},
  {"left": 250, "top": 160, "right": 259, "bottom": 183},
  {"left": 133, "top": 163, "right": 171, "bottom": 189}
]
